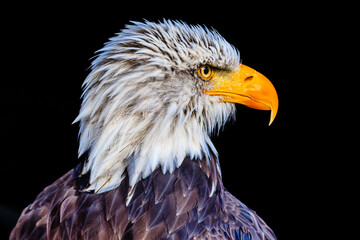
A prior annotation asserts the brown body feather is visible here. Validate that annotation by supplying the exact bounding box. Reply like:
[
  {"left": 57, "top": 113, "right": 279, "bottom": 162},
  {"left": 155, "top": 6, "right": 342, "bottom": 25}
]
[{"left": 10, "top": 153, "right": 275, "bottom": 240}]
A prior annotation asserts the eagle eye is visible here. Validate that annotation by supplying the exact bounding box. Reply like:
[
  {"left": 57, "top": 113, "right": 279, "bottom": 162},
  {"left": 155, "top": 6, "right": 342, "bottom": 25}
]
[{"left": 198, "top": 65, "right": 214, "bottom": 81}]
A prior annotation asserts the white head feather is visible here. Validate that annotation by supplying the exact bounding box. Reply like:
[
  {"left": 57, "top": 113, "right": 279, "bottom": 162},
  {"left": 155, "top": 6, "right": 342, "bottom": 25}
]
[{"left": 74, "top": 20, "right": 240, "bottom": 193}]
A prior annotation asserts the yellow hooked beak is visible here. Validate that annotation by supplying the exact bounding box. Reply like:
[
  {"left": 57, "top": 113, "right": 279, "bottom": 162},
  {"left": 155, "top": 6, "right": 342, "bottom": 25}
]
[{"left": 204, "top": 64, "right": 279, "bottom": 125}]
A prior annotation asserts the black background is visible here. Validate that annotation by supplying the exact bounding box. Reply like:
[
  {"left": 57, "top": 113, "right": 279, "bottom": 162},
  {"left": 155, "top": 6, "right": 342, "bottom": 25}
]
[{"left": 1, "top": 2, "right": 349, "bottom": 239}]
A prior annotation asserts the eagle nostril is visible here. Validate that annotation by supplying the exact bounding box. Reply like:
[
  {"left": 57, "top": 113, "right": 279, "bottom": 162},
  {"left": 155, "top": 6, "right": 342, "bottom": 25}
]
[{"left": 244, "top": 76, "right": 253, "bottom": 82}]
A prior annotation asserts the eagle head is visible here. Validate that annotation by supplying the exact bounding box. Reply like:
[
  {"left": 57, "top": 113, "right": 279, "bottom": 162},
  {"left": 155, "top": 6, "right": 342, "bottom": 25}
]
[{"left": 74, "top": 20, "right": 278, "bottom": 193}]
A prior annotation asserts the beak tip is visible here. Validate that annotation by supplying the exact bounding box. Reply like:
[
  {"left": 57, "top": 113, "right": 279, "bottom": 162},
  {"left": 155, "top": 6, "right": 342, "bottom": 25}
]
[
  {"left": 268, "top": 118, "right": 274, "bottom": 126},
  {"left": 268, "top": 107, "right": 278, "bottom": 126}
]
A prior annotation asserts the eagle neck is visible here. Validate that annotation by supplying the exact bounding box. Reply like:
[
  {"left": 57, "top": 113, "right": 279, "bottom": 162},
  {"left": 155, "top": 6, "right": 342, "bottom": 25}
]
[
  {"left": 73, "top": 150, "right": 225, "bottom": 207},
  {"left": 125, "top": 151, "right": 225, "bottom": 206}
]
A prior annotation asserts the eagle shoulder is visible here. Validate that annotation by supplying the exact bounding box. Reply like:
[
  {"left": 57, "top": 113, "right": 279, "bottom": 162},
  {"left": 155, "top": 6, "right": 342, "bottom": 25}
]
[
  {"left": 200, "top": 190, "right": 277, "bottom": 240},
  {"left": 9, "top": 170, "right": 116, "bottom": 240}
]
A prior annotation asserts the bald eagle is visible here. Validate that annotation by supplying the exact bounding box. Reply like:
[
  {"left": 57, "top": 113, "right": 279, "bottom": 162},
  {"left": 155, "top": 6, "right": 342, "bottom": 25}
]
[{"left": 10, "top": 20, "right": 278, "bottom": 240}]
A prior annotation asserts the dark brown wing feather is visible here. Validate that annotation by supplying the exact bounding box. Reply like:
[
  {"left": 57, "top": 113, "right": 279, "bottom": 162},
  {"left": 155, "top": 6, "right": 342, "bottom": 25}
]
[{"left": 10, "top": 154, "right": 276, "bottom": 240}]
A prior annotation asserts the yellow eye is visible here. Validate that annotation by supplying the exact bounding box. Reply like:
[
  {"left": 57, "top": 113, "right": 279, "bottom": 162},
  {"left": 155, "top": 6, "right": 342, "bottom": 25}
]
[{"left": 198, "top": 65, "right": 214, "bottom": 80}]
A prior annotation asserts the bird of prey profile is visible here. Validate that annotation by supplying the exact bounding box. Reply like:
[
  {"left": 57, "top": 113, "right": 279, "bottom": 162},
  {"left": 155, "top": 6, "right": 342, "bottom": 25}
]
[{"left": 10, "top": 20, "right": 278, "bottom": 240}]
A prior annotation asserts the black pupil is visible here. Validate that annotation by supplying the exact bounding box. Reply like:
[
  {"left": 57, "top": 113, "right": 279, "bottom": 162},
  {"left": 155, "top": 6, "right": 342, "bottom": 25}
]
[{"left": 203, "top": 66, "right": 209, "bottom": 75}]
